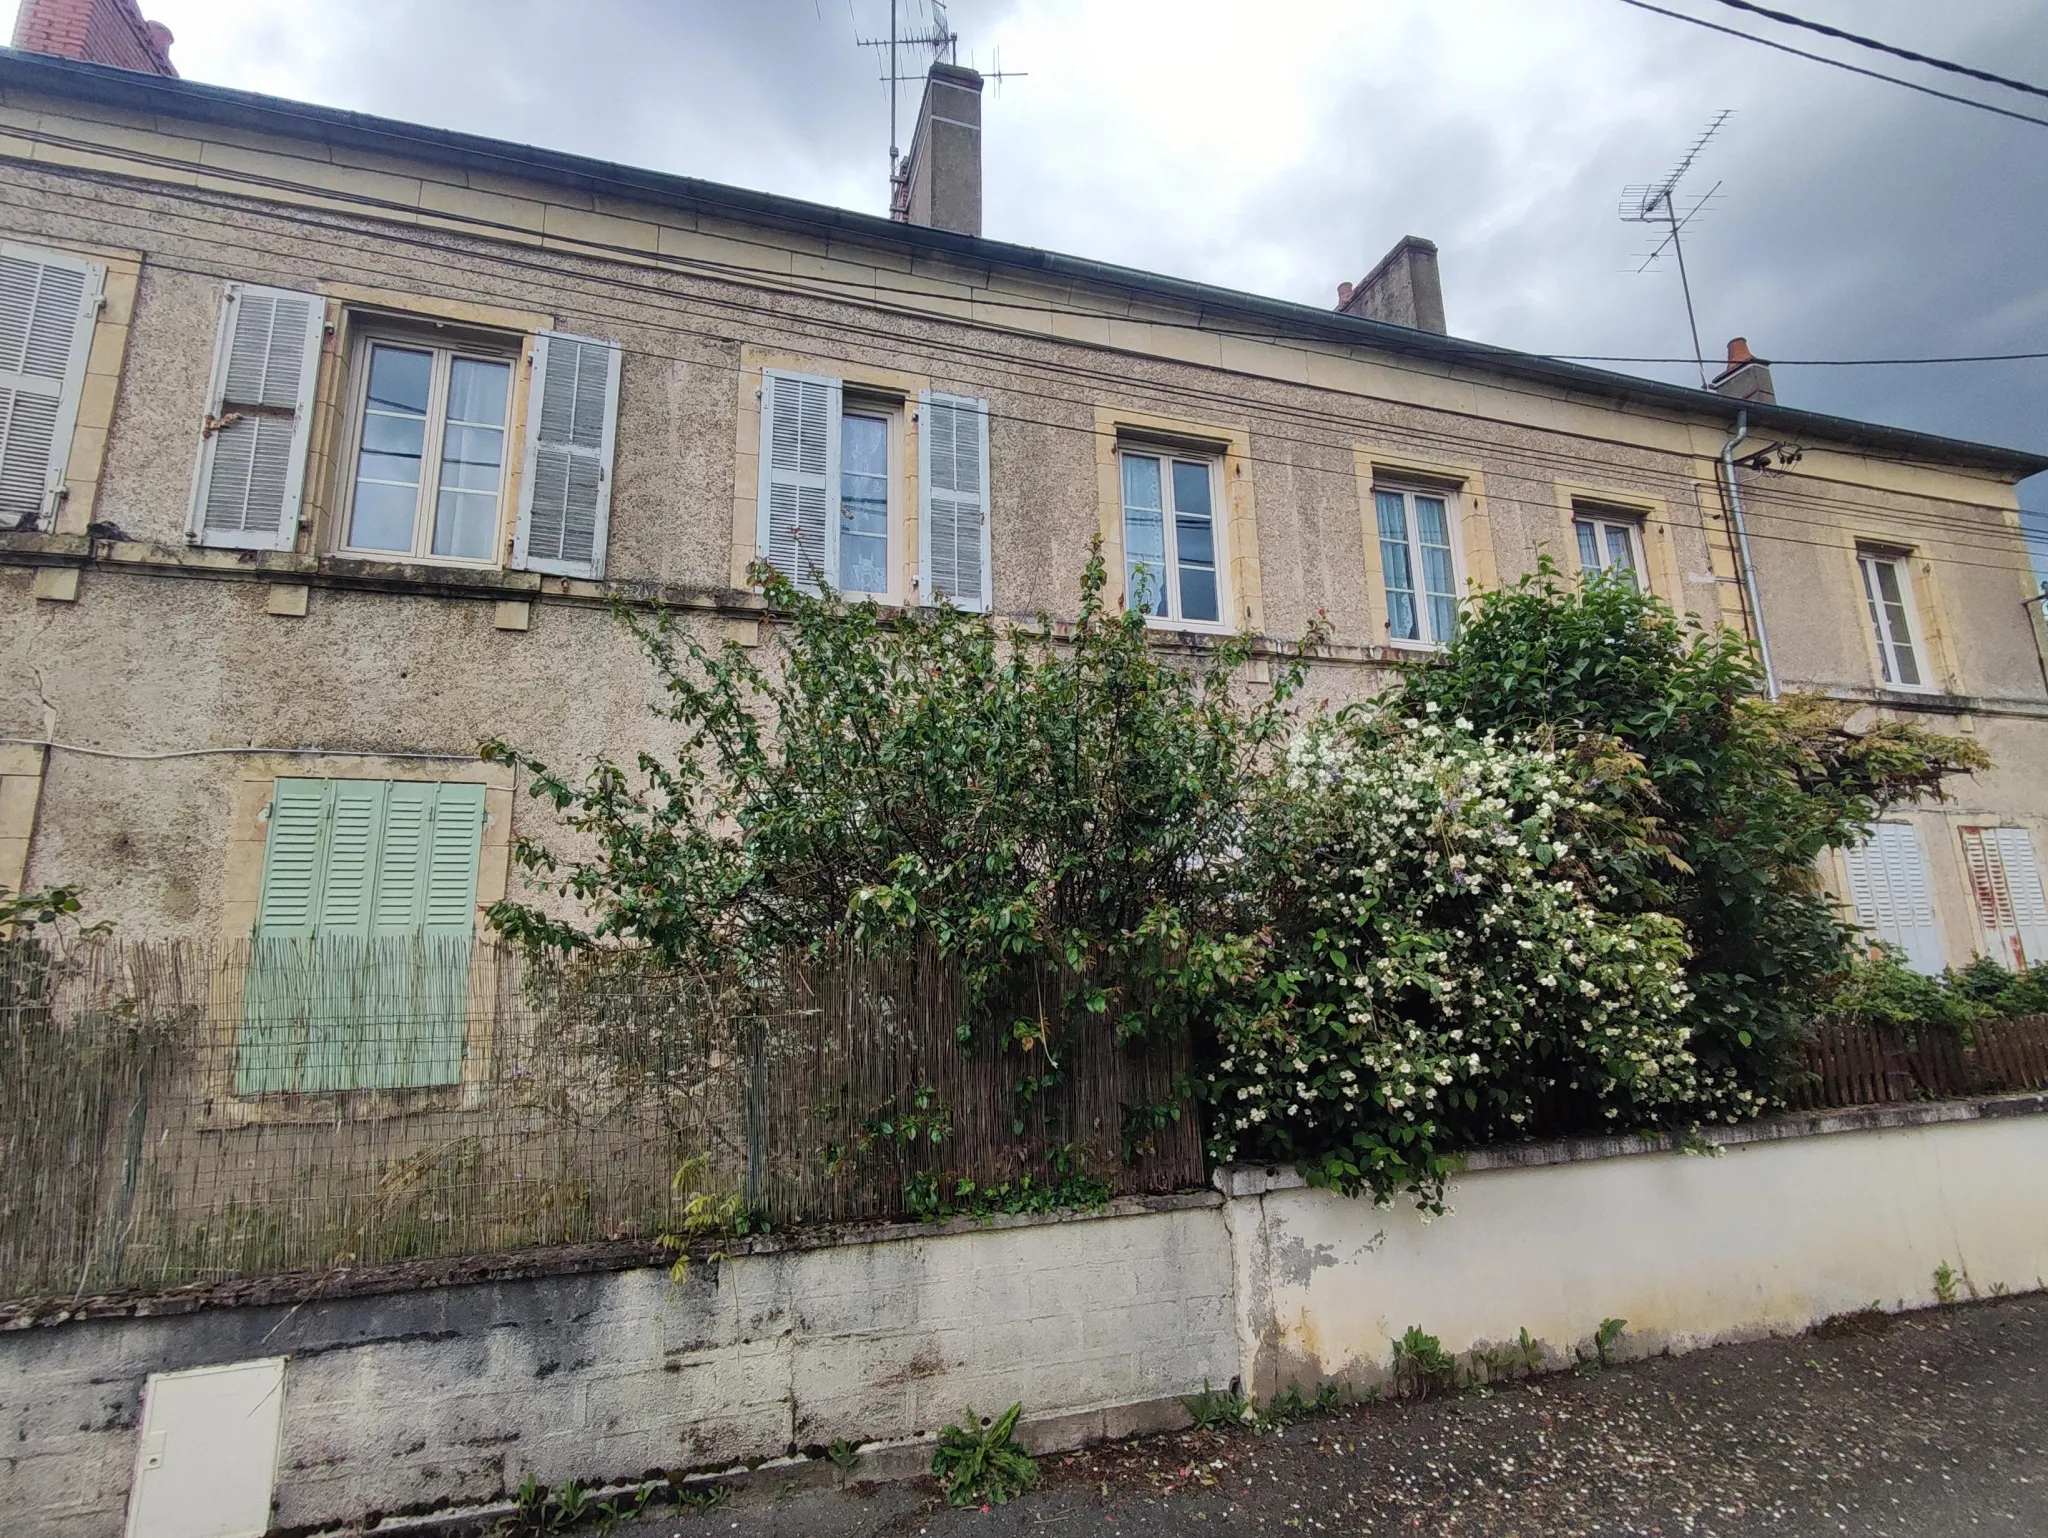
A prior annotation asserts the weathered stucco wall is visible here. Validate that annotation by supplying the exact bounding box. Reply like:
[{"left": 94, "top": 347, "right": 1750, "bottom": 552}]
[
  {"left": 1220, "top": 1100, "right": 2048, "bottom": 1401},
  {"left": 0, "top": 84, "right": 2040, "bottom": 961},
  {"left": 1, "top": 1198, "right": 1236, "bottom": 1538}
]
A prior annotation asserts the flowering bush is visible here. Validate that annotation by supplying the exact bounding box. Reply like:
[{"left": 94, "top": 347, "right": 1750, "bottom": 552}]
[{"left": 1204, "top": 707, "right": 1761, "bottom": 1205}]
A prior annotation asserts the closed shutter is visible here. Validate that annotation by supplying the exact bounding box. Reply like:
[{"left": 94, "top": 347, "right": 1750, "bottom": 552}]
[
  {"left": 0, "top": 243, "right": 101, "bottom": 531},
  {"left": 240, "top": 777, "right": 484, "bottom": 1094},
  {"left": 1841, "top": 822, "right": 1945, "bottom": 975},
  {"left": 757, "top": 368, "right": 839, "bottom": 591},
  {"left": 919, "top": 390, "right": 991, "bottom": 611},
  {"left": 190, "top": 284, "right": 325, "bottom": 550},
  {"left": 513, "top": 330, "right": 620, "bottom": 578},
  {"left": 1961, "top": 827, "right": 2048, "bottom": 969}
]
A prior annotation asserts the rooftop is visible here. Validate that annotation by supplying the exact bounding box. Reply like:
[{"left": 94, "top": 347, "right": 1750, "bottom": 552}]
[{"left": 3, "top": 47, "right": 2042, "bottom": 482}]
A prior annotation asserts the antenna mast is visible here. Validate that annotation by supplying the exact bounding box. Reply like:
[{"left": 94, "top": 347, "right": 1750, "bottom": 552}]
[
  {"left": 1620, "top": 110, "right": 1732, "bottom": 387},
  {"left": 855, "top": 1, "right": 1022, "bottom": 220}
]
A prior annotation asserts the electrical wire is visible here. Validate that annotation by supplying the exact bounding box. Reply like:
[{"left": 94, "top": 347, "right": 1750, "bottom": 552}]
[
  {"left": 1699, "top": 0, "right": 2048, "bottom": 104},
  {"left": 1614, "top": 0, "right": 2048, "bottom": 131},
  {"left": 1553, "top": 352, "right": 2048, "bottom": 367},
  {"left": 13, "top": 187, "right": 2045, "bottom": 580},
  {"left": 0, "top": 737, "right": 475, "bottom": 762},
  {"left": 9, "top": 119, "right": 2042, "bottom": 502},
  {"left": 4, "top": 165, "right": 2043, "bottom": 579}
]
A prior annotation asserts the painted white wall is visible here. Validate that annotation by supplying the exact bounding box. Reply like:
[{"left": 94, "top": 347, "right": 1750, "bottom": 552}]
[{"left": 1230, "top": 1111, "right": 2048, "bottom": 1396}]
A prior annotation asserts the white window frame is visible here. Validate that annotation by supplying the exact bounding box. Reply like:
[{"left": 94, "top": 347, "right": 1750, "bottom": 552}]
[
  {"left": 1118, "top": 445, "right": 1229, "bottom": 632},
  {"left": 838, "top": 391, "right": 906, "bottom": 603},
  {"left": 1856, "top": 548, "right": 1935, "bottom": 694},
  {"left": 1572, "top": 508, "right": 1645, "bottom": 587},
  {"left": 333, "top": 323, "right": 519, "bottom": 569},
  {"left": 1374, "top": 482, "right": 1464, "bottom": 650}
]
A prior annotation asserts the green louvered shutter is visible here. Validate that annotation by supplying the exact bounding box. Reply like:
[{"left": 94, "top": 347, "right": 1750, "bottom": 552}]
[
  {"left": 241, "top": 780, "right": 332, "bottom": 1092},
  {"left": 241, "top": 778, "right": 483, "bottom": 1093}
]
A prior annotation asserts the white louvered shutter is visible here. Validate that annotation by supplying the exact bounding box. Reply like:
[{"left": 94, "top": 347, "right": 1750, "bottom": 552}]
[
  {"left": 514, "top": 330, "right": 620, "bottom": 579},
  {"left": 757, "top": 368, "right": 839, "bottom": 591},
  {"left": 919, "top": 390, "right": 991, "bottom": 612},
  {"left": 1842, "top": 822, "right": 1945, "bottom": 975},
  {"left": 190, "top": 284, "right": 324, "bottom": 550},
  {"left": 1961, "top": 827, "right": 2048, "bottom": 969},
  {"left": 0, "top": 243, "right": 101, "bottom": 531}
]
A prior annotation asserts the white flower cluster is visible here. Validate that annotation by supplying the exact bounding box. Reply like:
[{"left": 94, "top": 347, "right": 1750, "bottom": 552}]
[{"left": 1205, "top": 711, "right": 1748, "bottom": 1183}]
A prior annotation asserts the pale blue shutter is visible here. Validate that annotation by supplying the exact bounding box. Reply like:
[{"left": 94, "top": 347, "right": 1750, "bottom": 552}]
[
  {"left": 918, "top": 391, "right": 991, "bottom": 612},
  {"left": 241, "top": 779, "right": 331, "bottom": 1092},
  {"left": 513, "top": 331, "right": 620, "bottom": 578},
  {"left": 190, "top": 285, "right": 325, "bottom": 550},
  {"left": 0, "top": 242, "right": 100, "bottom": 532},
  {"left": 757, "top": 369, "right": 839, "bottom": 591}
]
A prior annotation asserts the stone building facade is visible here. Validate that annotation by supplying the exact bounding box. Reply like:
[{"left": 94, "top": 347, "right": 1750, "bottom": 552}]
[{"left": 0, "top": 45, "right": 2042, "bottom": 979}]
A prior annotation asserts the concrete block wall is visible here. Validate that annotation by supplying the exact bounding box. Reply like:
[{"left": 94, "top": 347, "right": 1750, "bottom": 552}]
[
  {"left": 0, "top": 1197, "right": 1236, "bottom": 1537},
  {"left": 1223, "top": 1097, "right": 2048, "bottom": 1400}
]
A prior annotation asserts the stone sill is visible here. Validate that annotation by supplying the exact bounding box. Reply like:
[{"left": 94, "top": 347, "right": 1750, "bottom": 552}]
[
  {"left": 1213, "top": 1088, "right": 2048, "bottom": 1197},
  {"left": 0, "top": 1189, "right": 1222, "bottom": 1332}
]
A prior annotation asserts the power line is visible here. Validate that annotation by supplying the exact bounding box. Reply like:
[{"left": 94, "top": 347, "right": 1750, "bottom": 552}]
[
  {"left": 4, "top": 172, "right": 2042, "bottom": 575},
  {"left": 1552, "top": 351, "right": 2048, "bottom": 366},
  {"left": 1699, "top": 0, "right": 2048, "bottom": 104},
  {"left": 1615, "top": 0, "right": 2048, "bottom": 131}
]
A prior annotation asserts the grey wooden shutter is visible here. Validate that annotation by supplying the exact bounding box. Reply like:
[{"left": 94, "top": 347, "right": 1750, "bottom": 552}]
[
  {"left": 514, "top": 330, "right": 620, "bottom": 579},
  {"left": 0, "top": 242, "right": 101, "bottom": 532},
  {"left": 918, "top": 390, "right": 991, "bottom": 612},
  {"left": 756, "top": 368, "right": 839, "bottom": 591},
  {"left": 1842, "top": 822, "right": 1944, "bottom": 975},
  {"left": 190, "top": 284, "right": 325, "bottom": 550}
]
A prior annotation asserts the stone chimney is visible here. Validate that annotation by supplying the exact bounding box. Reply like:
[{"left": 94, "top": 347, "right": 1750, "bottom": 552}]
[
  {"left": 1709, "top": 337, "right": 1776, "bottom": 404},
  {"left": 1336, "top": 236, "right": 1446, "bottom": 335},
  {"left": 895, "top": 61, "right": 982, "bottom": 237},
  {"left": 11, "top": 0, "right": 177, "bottom": 75}
]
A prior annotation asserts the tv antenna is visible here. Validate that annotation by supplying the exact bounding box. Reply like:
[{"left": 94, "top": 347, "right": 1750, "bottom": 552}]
[
  {"left": 855, "top": 1, "right": 1024, "bottom": 220},
  {"left": 1620, "top": 110, "right": 1732, "bottom": 387}
]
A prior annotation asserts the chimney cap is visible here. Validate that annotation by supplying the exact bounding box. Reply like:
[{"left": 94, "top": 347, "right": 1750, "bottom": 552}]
[
  {"left": 1724, "top": 336, "right": 1767, "bottom": 367},
  {"left": 1337, "top": 281, "right": 1354, "bottom": 307}
]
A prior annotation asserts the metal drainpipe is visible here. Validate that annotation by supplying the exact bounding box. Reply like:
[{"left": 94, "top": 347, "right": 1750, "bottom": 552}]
[{"left": 1720, "top": 406, "right": 1779, "bottom": 700}]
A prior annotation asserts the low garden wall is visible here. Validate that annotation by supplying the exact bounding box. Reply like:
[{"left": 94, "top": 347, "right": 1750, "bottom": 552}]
[{"left": 5, "top": 1095, "right": 2046, "bottom": 1537}]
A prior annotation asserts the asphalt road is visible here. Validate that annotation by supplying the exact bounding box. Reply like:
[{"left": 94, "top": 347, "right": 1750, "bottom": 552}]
[{"left": 626, "top": 1292, "right": 2048, "bottom": 1537}]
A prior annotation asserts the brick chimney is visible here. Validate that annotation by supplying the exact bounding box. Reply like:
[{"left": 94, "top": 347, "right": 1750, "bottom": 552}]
[
  {"left": 1336, "top": 236, "right": 1446, "bottom": 335},
  {"left": 11, "top": 0, "right": 177, "bottom": 75},
  {"left": 895, "top": 61, "right": 982, "bottom": 237},
  {"left": 1709, "top": 337, "right": 1776, "bottom": 404}
]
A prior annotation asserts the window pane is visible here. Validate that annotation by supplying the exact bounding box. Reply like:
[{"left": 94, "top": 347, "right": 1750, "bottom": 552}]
[
  {"left": 350, "top": 480, "right": 421, "bottom": 552},
  {"left": 445, "top": 356, "right": 509, "bottom": 427},
  {"left": 429, "top": 360, "right": 510, "bottom": 561},
  {"left": 839, "top": 413, "right": 889, "bottom": 594},
  {"left": 432, "top": 489, "right": 498, "bottom": 560},
  {"left": 1122, "top": 454, "right": 1166, "bottom": 614},
  {"left": 1171, "top": 460, "right": 1212, "bottom": 518},
  {"left": 1604, "top": 524, "right": 1639, "bottom": 589},
  {"left": 1416, "top": 496, "right": 1457, "bottom": 643},
  {"left": 349, "top": 344, "right": 430, "bottom": 551},
  {"left": 1176, "top": 513, "right": 1215, "bottom": 569},
  {"left": 354, "top": 348, "right": 429, "bottom": 543},
  {"left": 1179, "top": 566, "right": 1219, "bottom": 624},
  {"left": 1859, "top": 558, "right": 1895, "bottom": 684},
  {"left": 1575, "top": 519, "right": 1600, "bottom": 570},
  {"left": 366, "top": 344, "right": 431, "bottom": 416},
  {"left": 1876, "top": 563, "right": 1921, "bottom": 685},
  {"left": 1376, "top": 490, "right": 1417, "bottom": 641}
]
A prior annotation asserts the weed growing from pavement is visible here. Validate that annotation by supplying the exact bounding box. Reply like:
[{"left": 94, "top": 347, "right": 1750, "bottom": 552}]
[
  {"left": 1182, "top": 1382, "right": 1253, "bottom": 1430},
  {"left": 825, "top": 1437, "right": 862, "bottom": 1473},
  {"left": 1391, "top": 1326, "right": 1460, "bottom": 1398},
  {"left": 932, "top": 1403, "right": 1039, "bottom": 1507},
  {"left": 499, "top": 1477, "right": 655, "bottom": 1536},
  {"left": 1934, "top": 1261, "right": 1961, "bottom": 1304}
]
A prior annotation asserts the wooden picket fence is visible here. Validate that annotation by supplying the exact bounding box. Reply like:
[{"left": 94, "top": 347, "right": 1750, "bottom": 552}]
[{"left": 1789, "top": 1014, "right": 2048, "bottom": 1109}]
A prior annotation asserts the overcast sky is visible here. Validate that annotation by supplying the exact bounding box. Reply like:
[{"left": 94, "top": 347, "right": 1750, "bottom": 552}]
[{"left": 30, "top": 0, "right": 2048, "bottom": 560}]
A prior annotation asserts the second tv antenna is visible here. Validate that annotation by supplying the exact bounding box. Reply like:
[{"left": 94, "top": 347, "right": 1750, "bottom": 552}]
[{"left": 1621, "top": 110, "right": 1732, "bottom": 387}]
